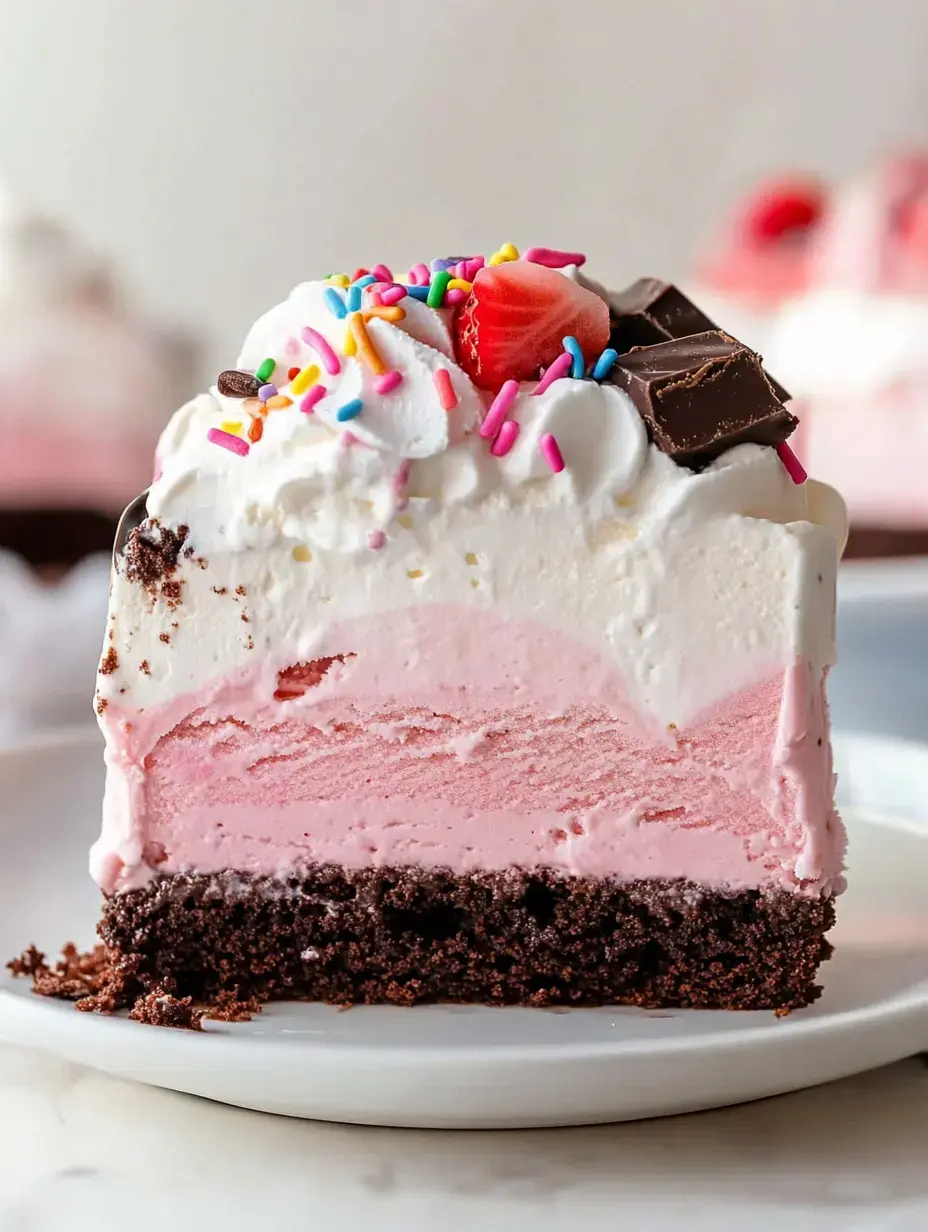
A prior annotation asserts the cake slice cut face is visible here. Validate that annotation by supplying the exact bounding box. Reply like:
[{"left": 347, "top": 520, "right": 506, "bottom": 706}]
[{"left": 93, "top": 256, "right": 846, "bottom": 1012}]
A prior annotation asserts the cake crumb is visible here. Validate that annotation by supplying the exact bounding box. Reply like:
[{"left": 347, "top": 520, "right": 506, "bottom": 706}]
[
  {"left": 8, "top": 942, "right": 139, "bottom": 1012},
  {"left": 203, "top": 988, "right": 265, "bottom": 1023},
  {"left": 159, "top": 633, "right": 171, "bottom": 644},
  {"left": 161, "top": 580, "right": 182, "bottom": 606},
  {"left": 96, "top": 697, "right": 108, "bottom": 715},
  {"left": 125, "top": 520, "right": 189, "bottom": 589},
  {"left": 6, "top": 944, "right": 45, "bottom": 976},
  {"left": 99, "top": 648, "right": 119, "bottom": 675},
  {"left": 129, "top": 989, "right": 204, "bottom": 1031},
  {"left": 211, "top": 586, "right": 228, "bottom": 596},
  {"left": 139, "top": 660, "right": 151, "bottom": 675}
]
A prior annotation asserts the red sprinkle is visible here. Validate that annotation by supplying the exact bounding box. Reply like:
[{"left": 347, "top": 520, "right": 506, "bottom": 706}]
[
  {"left": 352, "top": 268, "right": 370, "bottom": 283},
  {"left": 776, "top": 441, "right": 807, "bottom": 484},
  {"left": 433, "top": 368, "right": 457, "bottom": 411},
  {"left": 288, "top": 366, "right": 301, "bottom": 382}
]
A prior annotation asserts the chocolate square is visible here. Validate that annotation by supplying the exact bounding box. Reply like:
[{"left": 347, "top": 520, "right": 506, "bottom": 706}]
[
  {"left": 610, "top": 330, "right": 798, "bottom": 468},
  {"left": 608, "top": 278, "right": 790, "bottom": 403}
]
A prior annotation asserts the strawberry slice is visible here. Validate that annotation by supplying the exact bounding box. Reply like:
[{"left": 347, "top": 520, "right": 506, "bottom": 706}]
[
  {"left": 743, "top": 180, "right": 825, "bottom": 245},
  {"left": 453, "top": 261, "right": 610, "bottom": 390}
]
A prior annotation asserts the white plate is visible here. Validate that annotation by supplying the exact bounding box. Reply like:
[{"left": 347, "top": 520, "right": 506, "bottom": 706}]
[{"left": 1, "top": 728, "right": 927, "bottom": 1129}]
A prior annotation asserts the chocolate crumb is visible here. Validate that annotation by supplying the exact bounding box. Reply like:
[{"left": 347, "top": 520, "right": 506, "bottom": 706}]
[
  {"left": 6, "top": 944, "right": 46, "bottom": 976},
  {"left": 204, "top": 988, "right": 265, "bottom": 1023},
  {"left": 96, "top": 697, "right": 108, "bottom": 716},
  {"left": 119, "top": 687, "right": 127, "bottom": 694},
  {"left": 8, "top": 942, "right": 140, "bottom": 1012},
  {"left": 195, "top": 557, "right": 208, "bottom": 570},
  {"left": 235, "top": 585, "right": 247, "bottom": 597},
  {"left": 140, "top": 660, "right": 151, "bottom": 675},
  {"left": 246, "top": 636, "right": 255, "bottom": 650},
  {"left": 161, "top": 580, "right": 182, "bottom": 606},
  {"left": 125, "top": 520, "right": 189, "bottom": 590},
  {"left": 129, "top": 989, "right": 203, "bottom": 1031},
  {"left": 241, "top": 613, "right": 249, "bottom": 623},
  {"left": 159, "top": 633, "right": 171, "bottom": 644},
  {"left": 100, "top": 648, "right": 119, "bottom": 675},
  {"left": 211, "top": 586, "right": 228, "bottom": 596}
]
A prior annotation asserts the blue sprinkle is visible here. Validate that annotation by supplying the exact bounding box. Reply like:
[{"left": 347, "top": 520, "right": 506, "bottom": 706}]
[
  {"left": 258, "top": 383, "right": 277, "bottom": 401},
  {"left": 402, "top": 284, "right": 430, "bottom": 301},
  {"left": 563, "top": 335, "right": 585, "bottom": 379},
  {"left": 347, "top": 284, "right": 362, "bottom": 312},
  {"left": 336, "top": 398, "right": 364, "bottom": 422},
  {"left": 351, "top": 273, "right": 377, "bottom": 288},
  {"left": 592, "top": 348, "right": 619, "bottom": 381},
  {"left": 323, "top": 287, "right": 347, "bottom": 319}
]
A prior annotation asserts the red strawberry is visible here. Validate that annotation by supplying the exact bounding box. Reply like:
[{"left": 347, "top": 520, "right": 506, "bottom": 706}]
[
  {"left": 743, "top": 180, "right": 825, "bottom": 244},
  {"left": 452, "top": 261, "right": 610, "bottom": 390}
]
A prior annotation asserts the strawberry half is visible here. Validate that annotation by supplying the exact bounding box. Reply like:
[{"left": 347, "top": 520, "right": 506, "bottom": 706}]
[
  {"left": 743, "top": 179, "right": 825, "bottom": 245},
  {"left": 452, "top": 261, "right": 610, "bottom": 390}
]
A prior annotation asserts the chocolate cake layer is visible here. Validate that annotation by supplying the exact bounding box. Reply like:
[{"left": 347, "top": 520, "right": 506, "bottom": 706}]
[{"left": 98, "top": 866, "right": 835, "bottom": 1012}]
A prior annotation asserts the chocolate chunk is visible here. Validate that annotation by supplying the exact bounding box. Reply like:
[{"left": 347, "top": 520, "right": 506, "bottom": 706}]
[
  {"left": 610, "top": 330, "right": 798, "bottom": 468},
  {"left": 217, "top": 369, "right": 261, "bottom": 399},
  {"left": 608, "top": 278, "right": 790, "bottom": 402}
]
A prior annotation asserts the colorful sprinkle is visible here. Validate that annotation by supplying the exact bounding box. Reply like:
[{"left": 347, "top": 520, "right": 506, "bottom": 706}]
[
  {"left": 433, "top": 368, "right": 457, "bottom": 411},
  {"left": 248, "top": 416, "right": 264, "bottom": 443},
  {"left": 480, "top": 379, "right": 518, "bottom": 439},
  {"left": 347, "top": 283, "right": 363, "bottom": 312},
  {"left": 488, "top": 242, "right": 519, "bottom": 266},
  {"left": 409, "top": 263, "right": 431, "bottom": 286},
  {"left": 265, "top": 394, "right": 293, "bottom": 410},
  {"left": 533, "top": 351, "right": 573, "bottom": 395},
  {"left": 208, "top": 427, "right": 250, "bottom": 457},
  {"left": 592, "top": 348, "right": 619, "bottom": 381},
  {"left": 258, "top": 383, "right": 277, "bottom": 401},
  {"left": 381, "top": 284, "right": 406, "bottom": 306},
  {"left": 402, "top": 284, "right": 429, "bottom": 302},
  {"left": 491, "top": 420, "right": 519, "bottom": 456},
  {"left": 444, "top": 288, "right": 467, "bottom": 306},
  {"left": 300, "top": 385, "right": 326, "bottom": 413},
  {"left": 394, "top": 460, "right": 411, "bottom": 492},
  {"left": 371, "top": 263, "right": 393, "bottom": 283},
  {"left": 364, "top": 305, "right": 406, "bottom": 323},
  {"left": 375, "top": 370, "right": 403, "bottom": 395},
  {"left": 427, "top": 270, "right": 452, "bottom": 308},
  {"left": 352, "top": 273, "right": 377, "bottom": 288},
  {"left": 431, "top": 257, "right": 459, "bottom": 273},
  {"left": 368, "top": 529, "right": 386, "bottom": 550},
  {"left": 446, "top": 278, "right": 472, "bottom": 293},
  {"left": 301, "top": 326, "right": 341, "bottom": 375},
  {"left": 776, "top": 441, "right": 807, "bottom": 484},
  {"left": 351, "top": 267, "right": 370, "bottom": 283},
  {"left": 290, "top": 364, "right": 320, "bottom": 395},
  {"left": 524, "top": 247, "right": 587, "bottom": 268},
  {"left": 343, "top": 324, "right": 358, "bottom": 356},
  {"left": 563, "top": 335, "right": 585, "bottom": 379},
  {"left": 326, "top": 274, "right": 350, "bottom": 287},
  {"left": 350, "top": 313, "right": 386, "bottom": 375},
  {"left": 220, "top": 420, "right": 242, "bottom": 435},
  {"left": 287, "top": 366, "right": 301, "bottom": 382},
  {"left": 369, "top": 291, "right": 384, "bottom": 307},
  {"left": 323, "top": 287, "right": 347, "bottom": 319},
  {"left": 464, "top": 257, "right": 485, "bottom": 280},
  {"left": 540, "top": 433, "right": 566, "bottom": 473},
  {"left": 255, "top": 357, "right": 276, "bottom": 384},
  {"left": 336, "top": 398, "right": 364, "bottom": 422}
]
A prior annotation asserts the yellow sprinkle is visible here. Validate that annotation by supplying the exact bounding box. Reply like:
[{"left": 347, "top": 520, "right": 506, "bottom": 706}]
[
  {"left": 397, "top": 514, "right": 414, "bottom": 530},
  {"left": 264, "top": 395, "right": 293, "bottom": 410},
  {"left": 327, "top": 274, "right": 350, "bottom": 287},
  {"left": 487, "top": 252, "right": 505, "bottom": 266},
  {"left": 446, "top": 278, "right": 472, "bottom": 293},
  {"left": 290, "top": 364, "right": 320, "bottom": 395},
  {"left": 499, "top": 242, "right": 519, "bottom": 260},
  {"left": 292, "top": 546, "right": 312, "bottom": 562},
  {"left": 220, "top": 420, "right": 242, "bottom": 435},
  {"left": 464, "top": 552, "right": 478, "bottom": 566},
  {"left": 406, "top": 568, "right": 424, "bottom": 580},
  {"left": 343, "top": 325, "right": 358, "bottom": 357},
  {"left": 470, "top": 578, "right": 480, "bottom": 589}
]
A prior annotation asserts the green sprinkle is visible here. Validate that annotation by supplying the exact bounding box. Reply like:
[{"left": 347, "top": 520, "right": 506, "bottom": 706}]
[
  {"left": 427, "top": 270, "right": 452, "bottom": 309},
  {"left": 256, "top": 357, "right": 276, "bottom": 383}
]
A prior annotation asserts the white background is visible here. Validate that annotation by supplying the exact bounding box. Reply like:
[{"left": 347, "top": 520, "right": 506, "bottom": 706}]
[{"left": 0, "top": 0, "right": 926, "bottom": 373}]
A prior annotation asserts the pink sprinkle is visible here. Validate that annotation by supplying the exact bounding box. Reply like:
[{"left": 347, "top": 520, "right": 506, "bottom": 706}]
[
  {"left": 381, "top": 284, "right": 406, "bottom": 306},
  {"left": 371, "top": 263, "right": 392, "bottom": 283},
  {"left": 776, "top": 441, "right": 807, "bottom": 484},
  {"left": 465, "top": 257, "right": 485, "bottom": 281},
  {"left": 300, "top": 385, "right": 326, "bottom": 413},
  {"left": 394, "top": 460, "right": 411, "bottom": 492},
  {"left": 480, "top": 379, "right": 518, "bottom": 439},
  {"left": 452, "top": 261, "right": 468, "bottom": 279},
  {"left": 207, "top": 427, "right": 250, "bottom": 457},
  {"left": 368, "top": 530, "right": 386, "bottom": 550},
  {"left": 375, "top": 370, "right": 403, "bottom": 395},
  {"left": 533, "top": 351, "right": 572, "bottom": 396},
  {"left": 444, "top": 288, "right": 467, "bottom": 305},
  {"left": 540, "top": 433, "right": 566, "bottom": 473},
  {"left": 409, "top": 263, "right": 431, "bottom": 286},
  {"left": 300, "top": 326, "right": 341, "bottom": 375},
  {"left": 368, "top": 281, "right": 393, "bottom": 293},
  {"left": 433, "top": 368, "right": 457, "bottom": 411},
  {"left": 491, "top": 420, "right": 520, "bottom": 457},
  {"left": 370, "top": 291, "right": 384, "bottom": 307},
  {"left": 524, "top": 247, "right": 587, "bottom": 268}
]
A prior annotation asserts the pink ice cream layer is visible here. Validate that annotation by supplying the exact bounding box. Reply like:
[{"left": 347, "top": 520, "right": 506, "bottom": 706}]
[{"left": 96, "top": 608, "right": 843, "bottom": 896}]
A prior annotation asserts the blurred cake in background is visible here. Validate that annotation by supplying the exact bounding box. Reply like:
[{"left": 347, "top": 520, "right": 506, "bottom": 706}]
[
  {"left": 0, "top": 187, "right": 196, "bottom": 743},
  {"left": 695, "top": 156, "right": 928, "bottom": 558}
]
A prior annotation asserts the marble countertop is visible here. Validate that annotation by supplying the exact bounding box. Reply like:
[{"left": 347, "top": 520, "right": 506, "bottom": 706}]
[{"left": 1, "top": 1045, "right": 926, "bottom": 1231}]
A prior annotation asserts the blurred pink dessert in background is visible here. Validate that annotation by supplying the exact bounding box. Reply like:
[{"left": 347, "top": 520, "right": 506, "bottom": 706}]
[
  {"left": 695, "top": 155, "right": 928, "bottom": 557},
  {"left": 0, "top": 187, "right": 197, "bottom": 743}
]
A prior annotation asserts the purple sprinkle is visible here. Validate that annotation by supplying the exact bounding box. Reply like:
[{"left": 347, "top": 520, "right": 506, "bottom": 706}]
[
  {"left": 258, "top": 383, "right": 277, "bottom": 401},
  {"left": 431, "top": 256, "right": 468, "bottom": 273}
]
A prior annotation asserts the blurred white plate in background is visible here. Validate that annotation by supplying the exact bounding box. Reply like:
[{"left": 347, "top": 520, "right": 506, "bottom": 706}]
[{"left": 0, "top": 729, "right": 926, "bottom": 1128}]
